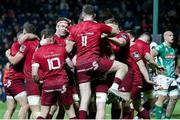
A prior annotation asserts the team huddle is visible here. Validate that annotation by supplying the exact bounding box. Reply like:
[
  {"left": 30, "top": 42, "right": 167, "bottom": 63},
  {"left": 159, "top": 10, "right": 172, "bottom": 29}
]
[{"left": 3, "top": 4, "right": 180, "bottom": 119}]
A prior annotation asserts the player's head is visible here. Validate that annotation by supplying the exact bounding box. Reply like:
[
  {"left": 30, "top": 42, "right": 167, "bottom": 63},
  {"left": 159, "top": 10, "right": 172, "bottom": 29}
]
[
  {"left": 56, "top": 17, "right": 71, "bottom": 37},
  {"left": 126, "top": 30, "right": 136, "bottom": 42},
  {"left": 40, "top": 28, "right": 55, "bottom": 46},
  {"left": 17, "top": 31, "right": 23, "bottom": 41},
  {"left": 23, "top": 22, "right": 36, "bottom": 34},
  {"left": 104, "top": 18, "right": 119, "bottom": 32},
  {"left": 163, "top": 31, "right": 174, "bottom": 44},
  {"left": 139, "top": 32, "right": 152, "bottom": 44},
  {"left": 81, "top": 4, "right": 96, "bottom": 20}
]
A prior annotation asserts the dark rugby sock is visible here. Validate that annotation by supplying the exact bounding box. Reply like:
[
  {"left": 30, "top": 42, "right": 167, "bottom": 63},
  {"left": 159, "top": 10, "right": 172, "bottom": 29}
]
[
  {"left": 114, "top": 77, "right": 122, "bottom": 85},
  {"left": 46, "top": 113, "right": 53, "bottom": 119},
  {"left": 88, "top": 112, "right": 96, "bottom": 119},
  {"left": 123, "top": 109, "right": 134, "bottom": 119},
  {"left": 79, "top": 110, "right": 87, "bottom": 119},
  {"left": 37, "top": 116, "right": 45, "bottom": 119},
  {"left": 111, "top": 108, "right": 121, "bottom": 119},
  {"left": 138, "top": 109, "right": 150, "bottom": 119},
  {"left": 143, "top": 101, "right": 152, "bottom": 111}
]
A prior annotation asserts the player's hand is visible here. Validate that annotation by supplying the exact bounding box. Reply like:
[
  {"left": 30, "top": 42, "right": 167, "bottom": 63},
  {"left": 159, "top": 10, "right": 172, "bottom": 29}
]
[
  {"left": 101, "top": 33, "right": 108, "bottom": 38},
  {"left": 146, "top": 80, "right": 156, "bottom": 85},
  {"left": 5, "top": 49, "right": 10, "bottom": 57},
  {"left": 157, "top": 66, "right": 165, "bottom": 73}
]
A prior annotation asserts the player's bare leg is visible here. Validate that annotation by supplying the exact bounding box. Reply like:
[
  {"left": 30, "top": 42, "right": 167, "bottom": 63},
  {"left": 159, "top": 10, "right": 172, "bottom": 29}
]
[
  {"left": 79, "top": 82, "right": 91, "bottom": 119},
  {"left": 165, "top": 93, "right": 178, "bottom": 118},
  {"left": 47, "top": 104, "right": 57, "bottom": 119},
  {"left": 38, "top": 105, "right": 50, "bottom": 118},
  {"left": 15, "top": 91, "right": 29, "bottom": 119},
  {"left": 155, "top": 93, "right": 167, "bottom": 119},
  {"left": 107, "top": 60, "right": 129, "bottom": 101},
  {"left": 28, "top": 95, "right": 40, "bottom": 119},
  {"left": 3, "top": 96, "right": 17, "bottom": 119},
  {"left": 64, "top": 104, "right": 76, "bottom": 119},
  {"left": 95, "top": 92, "right": 107, "bottom": 119}
]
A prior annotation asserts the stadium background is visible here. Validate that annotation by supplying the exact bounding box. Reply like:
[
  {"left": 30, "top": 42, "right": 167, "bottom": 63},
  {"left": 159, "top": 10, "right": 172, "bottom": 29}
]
[{"left": 0, "top": 0, "right": 180, "bottom": 118}]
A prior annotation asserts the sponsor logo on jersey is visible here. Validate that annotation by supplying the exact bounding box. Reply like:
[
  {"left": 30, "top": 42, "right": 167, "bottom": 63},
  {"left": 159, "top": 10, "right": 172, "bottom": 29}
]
[
  {"left": 165, "top": 54, "right": 175, "bottom": 59},
  {"left": 121, "top": 34, "right": 128, "bottom": 40},
  {"left": 19, "top": 45, "right": 26, "bottom": 53},
  {"left": 132, "top": 51, "right": 140, "bottom": 58}
]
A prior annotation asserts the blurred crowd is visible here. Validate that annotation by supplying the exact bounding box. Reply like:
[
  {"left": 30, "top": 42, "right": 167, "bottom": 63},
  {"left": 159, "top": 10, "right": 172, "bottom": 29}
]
[{"left": 0, "top": 0, "right": 180, "bottom": 67}]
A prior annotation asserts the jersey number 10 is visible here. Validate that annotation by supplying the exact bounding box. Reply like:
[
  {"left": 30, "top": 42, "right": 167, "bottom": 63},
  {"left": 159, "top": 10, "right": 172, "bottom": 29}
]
[{"left": 47, "top": 57, "right": 61, "bottom": 70}]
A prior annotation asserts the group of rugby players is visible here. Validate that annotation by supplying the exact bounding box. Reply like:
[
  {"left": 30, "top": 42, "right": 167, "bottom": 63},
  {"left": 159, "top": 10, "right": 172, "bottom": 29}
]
[{"left": 3, "top": 4, "right": 180, "bottom": 119}]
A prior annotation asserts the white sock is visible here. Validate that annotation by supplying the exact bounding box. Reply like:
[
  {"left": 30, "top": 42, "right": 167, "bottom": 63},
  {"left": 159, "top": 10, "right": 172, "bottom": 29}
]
[{"left": 110, "top": 83, "right": 119, "bottom": 90}]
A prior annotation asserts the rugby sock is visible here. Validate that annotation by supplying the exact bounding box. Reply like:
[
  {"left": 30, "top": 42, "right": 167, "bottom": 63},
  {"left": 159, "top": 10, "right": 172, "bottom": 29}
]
[
  {"left": 70, "top": 116, "right": 77, "bottom": 119},
  {"left": 123, "top": 109, "right": 134, "bottom": 119},
  {"left": 79, "top": 110, "right": 87, "bottom": 119},
  {"left": 165, "top": 116, "right": 171, "bottom": 119},
  {"left": 155, "top": 104, "right": 163, "bottom": 119},
  {"left": 46, "top": 113, "right": 53, "bottom": 119},
  {"left": 88, "top": 112, "right": 96, "bottom": 119},
  {"left": 114, "top": 77, "right": 122, "bottom": 86},
  {"left": 111, "top": 108, "right": 120, "bottom": 119},
  {"left": 138, "top": 109, "right": 150, "bottom": 119},
  {"left": 143, "top": 101, "right": 152, "bottom": 111},
  {"left": 37, "top": 116, "right": 45, "bottom": 119}
]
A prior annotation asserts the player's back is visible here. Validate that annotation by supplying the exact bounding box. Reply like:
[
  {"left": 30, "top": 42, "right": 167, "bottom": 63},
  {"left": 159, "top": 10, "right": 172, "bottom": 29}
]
[
  {"left": 135, "top": 39, "right": 150, "bottom": 63},
  {"left": 135, "top": 39, "right": 150, "bottom": 57},
  {"left": 70, "top": 21, "right": 112, "bottom": 64},
  {"left": 33, "top": 44, "right": 67, "bottom": 79},
  {"left": 20, "top": 39, "right": 39, "bottom": 79}
]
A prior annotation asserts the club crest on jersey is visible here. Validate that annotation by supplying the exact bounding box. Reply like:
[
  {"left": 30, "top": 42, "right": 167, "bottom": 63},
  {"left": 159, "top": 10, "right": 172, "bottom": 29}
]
[
  {"left": 121, "top": 34, "right": 128, "bottom": 40},
  {"left": 19, "top": 45, "right": 26, "bottom": 52},
  {"left": 132, "top": 52, "right": 140, "bottom": 58}
]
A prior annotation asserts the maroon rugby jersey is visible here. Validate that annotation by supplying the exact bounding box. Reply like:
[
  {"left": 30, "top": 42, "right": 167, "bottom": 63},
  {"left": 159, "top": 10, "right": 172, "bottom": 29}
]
[
  {"left": 127, "top": 44, "right": 142, "bottom": 77},
  {"left": 68, "top": 20, "right": 112, "bottom": 65},
  {"left": 19, "top": 39, "right": 39, "bottom": 79},
  {"left": 109, "top": 31, "right": 130, "bottom": 64},
  {"left": 33, "top": 44, "right": 67, "bottom": 79},
  {"left": 135, "top": 39, "right": 150, "bottom": 63},
  {"left": 6, "top": 41, "right": 24, "bottom": 80}
]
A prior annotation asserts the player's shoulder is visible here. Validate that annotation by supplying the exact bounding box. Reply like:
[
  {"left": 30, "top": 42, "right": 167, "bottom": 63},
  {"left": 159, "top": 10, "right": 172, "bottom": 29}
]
[{"left": 130, "top": 43, "right": 139, "bottom": 51}]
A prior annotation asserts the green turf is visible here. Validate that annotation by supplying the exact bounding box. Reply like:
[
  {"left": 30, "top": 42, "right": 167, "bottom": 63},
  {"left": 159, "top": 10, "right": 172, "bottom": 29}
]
[{"left": 0, "top": 100, "right": 180, "bottom": 119}]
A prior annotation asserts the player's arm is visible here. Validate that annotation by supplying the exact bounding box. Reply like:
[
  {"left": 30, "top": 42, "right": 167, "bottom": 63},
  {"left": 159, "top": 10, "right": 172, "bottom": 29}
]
[
  {"left": 66, "top": 40, "right": 75, "bottom": 53},
  {"left": 18, "top": 33, "right": 39, "bottom": 44},
  {"left": 66, "top": 57, "right": 75, "bottom": 72},
  {"left": 145, "top": 52, "right": 164, "bottom": 71},
  {"left": 107, "top": 36, "right": 127, "bottom": 47},
  {"left": 136, "top": 59, "right": 154, "bottom": 84},
  {"left": 32, "top": 62, "right": 40, "bottom": 84},
  {"left": 5, "top": 49, "right": 24, "bottom": 65}
]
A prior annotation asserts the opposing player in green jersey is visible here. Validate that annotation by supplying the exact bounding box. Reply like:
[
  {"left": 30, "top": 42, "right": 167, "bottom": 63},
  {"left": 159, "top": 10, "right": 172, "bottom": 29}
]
[{"left": 152, "top": 31, "right": 179, "bottom": 119}]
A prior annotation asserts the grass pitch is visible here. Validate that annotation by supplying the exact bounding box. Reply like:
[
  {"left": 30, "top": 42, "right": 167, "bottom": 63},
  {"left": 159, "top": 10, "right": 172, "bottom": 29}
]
[{"left": 0, "top": 100, "right": 180, "bottom": 119}]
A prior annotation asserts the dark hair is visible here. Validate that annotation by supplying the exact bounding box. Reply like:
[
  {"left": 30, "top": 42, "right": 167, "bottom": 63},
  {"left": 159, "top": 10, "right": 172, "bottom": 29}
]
[
  {"left": 23, "top": 22, "right": 36, "bottom": 33},
  {"left": 143, "top": 32, "right": 152, "bottom": 43},
  {"left": 126, "top": 30, "right": 136, "bottom": 38},
  {"left": 40, "top": 28, "right": 55, "bottom": 39},
  {"left": 82, "top": 4, "right": 95, "bottom": 15},
  {"left": 104, "top": 18, "right": 118, "bottom": 25},
  {"left": 56, "top": 17, "right": 71, "bottom": 25}
]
